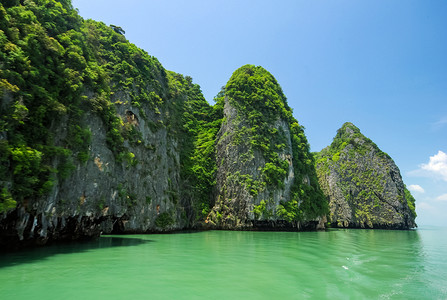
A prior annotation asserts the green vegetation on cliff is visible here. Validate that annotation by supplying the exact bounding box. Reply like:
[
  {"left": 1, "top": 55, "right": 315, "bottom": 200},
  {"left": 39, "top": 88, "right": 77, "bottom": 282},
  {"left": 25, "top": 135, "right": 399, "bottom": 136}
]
[
  {"left": 317, "top": 122, "right": 390, "bottom": 162},
  {"left": 404, "top": 186, "right": 417, "bottom": 219},
  {"left": 0, "top": 0, "right": 212, "bottom": 216},
  {"left": 0, "top": 0, "right": 419, "bottom": 247},
  {"left": 166, "top": 72, "right": 222, "bottom": 220},
  {"left": 220, "top": 65, "right": 327, "bottom": 223},
  {"left": 1, "top": 0, "right": 88, "bottom": 211},
  {"left": 315, "top": 122, "right": 416, "bottom": 229},
  {"left": 2, "top": 0, "right": 412, "bottom": 237},
  {"left": 225, "top": 65, "right": 292, "bottom": 188}
]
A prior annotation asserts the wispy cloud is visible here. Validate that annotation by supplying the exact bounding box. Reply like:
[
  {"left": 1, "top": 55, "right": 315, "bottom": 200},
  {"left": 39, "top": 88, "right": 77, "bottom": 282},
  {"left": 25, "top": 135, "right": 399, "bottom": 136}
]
[
  {"left": 408, "top": 184, "right": 425, "bottom": 193},
  {"left": 436, "top": 194, "right": 447, "bottom": 201},
  {"left": 432, "top": 116, "right": 447, "bottom": 130},
  {"left": 417, "top": 151, "right": 447, "bottom": 182}
]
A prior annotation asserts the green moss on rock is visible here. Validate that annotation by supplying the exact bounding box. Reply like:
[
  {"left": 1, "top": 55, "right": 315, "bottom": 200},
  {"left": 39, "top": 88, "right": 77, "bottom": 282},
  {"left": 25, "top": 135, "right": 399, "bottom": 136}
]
[
  {"left": 211, "top": 65, "right": 327, "bottom": 228},
  {"left": 315, "top": 122, "right": 416, "bottom": 229}
]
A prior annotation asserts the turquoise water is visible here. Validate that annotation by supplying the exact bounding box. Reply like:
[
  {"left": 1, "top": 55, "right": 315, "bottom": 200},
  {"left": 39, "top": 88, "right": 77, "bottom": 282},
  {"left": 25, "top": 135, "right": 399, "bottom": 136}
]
[{"left": 1, "top": 227, "right": 446, "bottom": 299}]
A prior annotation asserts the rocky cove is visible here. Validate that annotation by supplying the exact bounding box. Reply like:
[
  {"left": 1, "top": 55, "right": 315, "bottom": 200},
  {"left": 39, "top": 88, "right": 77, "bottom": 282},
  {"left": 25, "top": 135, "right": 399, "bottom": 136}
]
[{"left": 0, "top": 0, "right": 416, "bottom": 250}]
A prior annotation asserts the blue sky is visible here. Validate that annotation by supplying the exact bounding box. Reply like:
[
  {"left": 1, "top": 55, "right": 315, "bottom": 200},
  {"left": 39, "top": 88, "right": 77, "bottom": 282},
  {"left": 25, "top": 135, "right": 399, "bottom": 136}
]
[{"left": 72, "top": 0, "right": 447, "bottom": 226}]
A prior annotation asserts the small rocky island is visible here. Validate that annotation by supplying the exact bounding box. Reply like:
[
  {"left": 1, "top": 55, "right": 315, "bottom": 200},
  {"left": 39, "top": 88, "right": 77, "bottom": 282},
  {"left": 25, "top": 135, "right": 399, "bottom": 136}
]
[
  {"left": 207, "top": 65, "right": 327, "bottom": 230},
  {"left": 315, "top": 123, "right": 417, "bottom": 229},
  {"left": 0, "top": 0, "right": 416, "bottom": 250}
]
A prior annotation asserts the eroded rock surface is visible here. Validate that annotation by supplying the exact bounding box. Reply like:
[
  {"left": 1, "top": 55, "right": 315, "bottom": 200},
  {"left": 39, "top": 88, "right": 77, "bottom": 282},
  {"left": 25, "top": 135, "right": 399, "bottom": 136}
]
[
  {"left": 208, "top": 65, "right": 327, "bottom": 230},
  {"left": 315, "top": 123, "right": 417, "bottom": 229}
]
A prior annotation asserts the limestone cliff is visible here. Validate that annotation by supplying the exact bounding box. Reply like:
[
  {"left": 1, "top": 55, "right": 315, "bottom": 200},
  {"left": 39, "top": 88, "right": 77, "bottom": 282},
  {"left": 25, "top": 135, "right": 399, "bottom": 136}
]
[
  {"left": 208, "top": 65, "right": 327, "bottom": 229},
  {"left": 0, "top": 1, "right": 213, "bottom": 249},
  {"left": 315, "top": 123, "right": 417, "bottom": 229},
  {"left": 1, "top": 71, "right": 212, "bottom": 249},
  {"left": 0, "top": 1, "right": 416, "bottom": 250}
]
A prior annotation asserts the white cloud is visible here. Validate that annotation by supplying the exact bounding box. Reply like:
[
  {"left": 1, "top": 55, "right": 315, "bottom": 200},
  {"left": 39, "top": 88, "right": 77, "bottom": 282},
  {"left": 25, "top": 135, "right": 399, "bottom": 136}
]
[
  {"left": 420, "top": 151, "right": 447, "bottom": 182},
  {"left": 408, "top": 184, "right": 425, "bottom": 193},
  {"left": 436, "top": 194, "right": 447, "bottom": 201}
]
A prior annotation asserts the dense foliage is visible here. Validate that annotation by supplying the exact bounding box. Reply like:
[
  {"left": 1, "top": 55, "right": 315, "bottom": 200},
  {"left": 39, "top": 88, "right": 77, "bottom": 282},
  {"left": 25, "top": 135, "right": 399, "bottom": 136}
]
[
  {"left": 1, "top": 0, "right": 88, "bottom": 212},
  {"left": 224, "top": 65, "right": 327, "bottom": 222},
  {"left": 0, "top": 1, "right": 327, "bottom": 228},
  {"left": 0, "top": 0, "right": 177, "bottom": 213},
  {"left": 317, "top": 122, "right": 391, "bottom": 162},
  {"left": 166, "top": 72, "right": 222, "bottom": 220}
]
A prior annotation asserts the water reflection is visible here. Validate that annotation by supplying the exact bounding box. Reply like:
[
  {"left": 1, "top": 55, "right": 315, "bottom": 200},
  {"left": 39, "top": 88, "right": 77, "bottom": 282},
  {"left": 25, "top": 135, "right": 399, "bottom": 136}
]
[{"left": 0, "top": 236, "right": 152, "bottom": 269}]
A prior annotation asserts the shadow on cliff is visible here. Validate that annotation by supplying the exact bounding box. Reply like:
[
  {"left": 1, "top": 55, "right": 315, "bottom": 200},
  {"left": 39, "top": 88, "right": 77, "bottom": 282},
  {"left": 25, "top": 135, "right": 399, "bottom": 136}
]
[{"left": 0, "top": 236, "right": 153, "bottom": 269}]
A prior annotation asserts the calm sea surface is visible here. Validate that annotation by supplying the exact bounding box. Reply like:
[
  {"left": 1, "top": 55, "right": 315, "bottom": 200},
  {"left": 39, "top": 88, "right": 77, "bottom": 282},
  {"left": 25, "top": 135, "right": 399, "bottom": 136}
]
[{"left": 1, "top": 227, "right": 446, "bottom": 299}]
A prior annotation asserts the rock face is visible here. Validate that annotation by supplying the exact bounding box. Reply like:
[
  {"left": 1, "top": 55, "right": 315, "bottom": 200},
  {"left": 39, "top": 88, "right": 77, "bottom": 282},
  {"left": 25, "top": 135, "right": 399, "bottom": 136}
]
[
  {"left": 208, "top": 65, "right": 327, "bottom": 230},
  {"left": 0, "top": 78, "right": 207, "bottom": 249},
  {"left": 0, "top": 1, "right": 416, "bottom": 250},
  {"left": 315, "top": 122, "right": 417, "bottom": 229},
  {"left": 0, "top": 1, "right": 213, "bottom": 249}
]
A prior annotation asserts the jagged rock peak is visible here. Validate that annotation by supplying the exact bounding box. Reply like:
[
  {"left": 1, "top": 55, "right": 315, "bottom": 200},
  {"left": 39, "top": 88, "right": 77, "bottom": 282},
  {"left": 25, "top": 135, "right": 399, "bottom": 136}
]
[
  {"left": 224, "top": 65, "right": 292, "bottom": 121},
  {"left": 315, "top": 122, "right": 417, "bottom": 229},
  {"left": 336, "top": 122, "right": 361, "bottom": 138},
  {"left": 207, "top": 65, "right": 327, "bottom": 230},
  {"left": 330, "top": 122, "right": 383, "bottom": 153}
]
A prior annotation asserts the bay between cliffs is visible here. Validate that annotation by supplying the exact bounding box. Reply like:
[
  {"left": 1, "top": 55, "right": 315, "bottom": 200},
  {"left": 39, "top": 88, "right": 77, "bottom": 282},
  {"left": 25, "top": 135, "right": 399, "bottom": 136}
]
[{"left": 1, "top": 227, "right": 446, "bottom": 299}]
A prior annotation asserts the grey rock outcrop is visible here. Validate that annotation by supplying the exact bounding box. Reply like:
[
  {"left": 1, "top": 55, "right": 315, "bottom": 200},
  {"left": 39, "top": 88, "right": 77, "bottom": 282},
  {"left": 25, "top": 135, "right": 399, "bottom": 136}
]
[
  {"left": 207, "top": 65, "right": 327, "bottom": 230},
  {"left": 209, "top": 97, "right": 295, "bottom": 228},
  {"left": 315, "top": 122, "right": 417, "bottom": 229},
  {"left": 0, "top": 1, "right": 209, "bottom": 249},
  {"left": 0, "top": 89, "right": 191, "bottom": 249}
]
